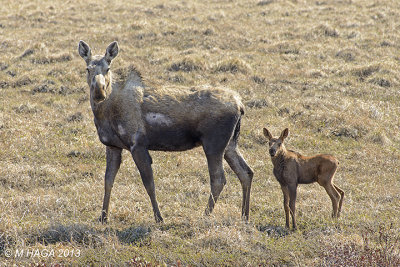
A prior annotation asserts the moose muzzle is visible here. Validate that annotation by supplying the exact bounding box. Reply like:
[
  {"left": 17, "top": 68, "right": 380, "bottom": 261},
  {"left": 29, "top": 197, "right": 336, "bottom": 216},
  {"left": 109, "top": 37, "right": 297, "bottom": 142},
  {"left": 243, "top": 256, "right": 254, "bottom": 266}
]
[{"left": 91, "top": 74, "right": 107, "bottom": 102}]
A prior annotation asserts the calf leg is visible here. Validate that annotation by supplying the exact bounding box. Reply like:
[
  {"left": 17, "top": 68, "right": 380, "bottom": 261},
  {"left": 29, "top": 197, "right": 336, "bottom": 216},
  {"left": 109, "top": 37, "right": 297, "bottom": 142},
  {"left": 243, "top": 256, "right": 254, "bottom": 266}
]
[
  {"left": 323, "top": 183, "right": 341, "bottom": 218},
  {"left": 224, "top": 143, "right": 254, "bottom": 221},
  {"left": 204, "top": 153, "right": 226, "bottom": 216},
  {"left": 333, "top": 184, "right": 345, "bottom": 217},
  {"left": 100, "top": 146, "right": 122, "bottom": 223},
  {"left": 280, "top": 185, "right": 290, "bottom": 228},
  {"left": 288, "top": 184, "right": 297, "bottom": 229},
  {"left": 131, "top": 145, "right": 163, "bottom": 223},
  {"left": 318, "top": 169, "right": 341, "bottom": 218}
]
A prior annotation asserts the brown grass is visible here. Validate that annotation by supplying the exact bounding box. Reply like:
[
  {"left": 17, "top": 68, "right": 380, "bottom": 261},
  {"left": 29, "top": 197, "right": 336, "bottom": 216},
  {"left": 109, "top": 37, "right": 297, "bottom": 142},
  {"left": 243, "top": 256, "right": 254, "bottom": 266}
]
[{"left": 1, "top": 0, "right": 399, "bottom": 265}]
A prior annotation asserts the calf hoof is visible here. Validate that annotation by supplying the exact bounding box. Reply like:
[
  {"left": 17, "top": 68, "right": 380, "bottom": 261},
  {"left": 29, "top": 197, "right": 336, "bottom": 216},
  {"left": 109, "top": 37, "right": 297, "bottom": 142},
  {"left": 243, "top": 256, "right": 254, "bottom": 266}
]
[{"left": 204, "top": 207, "right": 212, "bottom": 216}]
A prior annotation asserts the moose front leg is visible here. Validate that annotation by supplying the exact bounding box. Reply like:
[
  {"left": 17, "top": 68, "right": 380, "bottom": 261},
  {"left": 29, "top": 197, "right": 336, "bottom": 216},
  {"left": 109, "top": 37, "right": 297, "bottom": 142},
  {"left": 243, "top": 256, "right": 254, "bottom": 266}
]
[
  {"left": 100, "top": 146, "right": 122, "bottom": 223},
  {"left": 131, "top": 144, "right": 163, "bottom": 223}
]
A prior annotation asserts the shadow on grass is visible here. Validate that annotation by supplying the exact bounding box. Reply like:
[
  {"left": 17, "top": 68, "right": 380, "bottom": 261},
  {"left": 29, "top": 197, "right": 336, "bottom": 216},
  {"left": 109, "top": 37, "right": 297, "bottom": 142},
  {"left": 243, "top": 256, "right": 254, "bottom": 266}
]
[
  {"left": 116, "top": 225, "right": 151, "bottom": 245},
  {"left": 256, "top": 224, "right": 290, "bottom": 237},
  {"left": 27, "top": 224, "right": 104, "bottom": 247},
  {"left": 0, "top": 231, "right": 15, "bottom": 254},
  {"left": 25, "top": 223, "right": 151, "bottom": 247}
]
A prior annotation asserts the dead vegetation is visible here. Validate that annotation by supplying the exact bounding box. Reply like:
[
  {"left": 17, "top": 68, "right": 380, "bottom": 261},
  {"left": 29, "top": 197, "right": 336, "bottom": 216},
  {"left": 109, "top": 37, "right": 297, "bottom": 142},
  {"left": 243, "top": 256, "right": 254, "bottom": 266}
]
[
  {"left": 168, "top": 57, "right": 206, "bottom": 72},
  {"left": 0, "top": 0, "right": 399, "bottom": 265},
  {"left": 213, "top": 58, "right": 251, "bottom": 74}
]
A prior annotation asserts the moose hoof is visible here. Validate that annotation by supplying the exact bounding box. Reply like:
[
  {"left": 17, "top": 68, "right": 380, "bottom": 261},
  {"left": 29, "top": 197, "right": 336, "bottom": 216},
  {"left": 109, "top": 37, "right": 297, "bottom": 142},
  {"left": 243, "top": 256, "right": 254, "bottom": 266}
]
[
  {"left": 155, "top": 215, "right": 164, "bottom": 223},
  {"left": 99, "top": 215, "right": 108, "bottom": 224}
]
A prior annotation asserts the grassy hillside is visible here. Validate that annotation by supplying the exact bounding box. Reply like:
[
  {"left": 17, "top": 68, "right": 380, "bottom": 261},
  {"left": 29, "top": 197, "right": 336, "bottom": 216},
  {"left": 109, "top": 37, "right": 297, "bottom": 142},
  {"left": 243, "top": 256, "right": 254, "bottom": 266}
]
[{"left": 1, "top": 0, "right": 399, "bottom": 265}]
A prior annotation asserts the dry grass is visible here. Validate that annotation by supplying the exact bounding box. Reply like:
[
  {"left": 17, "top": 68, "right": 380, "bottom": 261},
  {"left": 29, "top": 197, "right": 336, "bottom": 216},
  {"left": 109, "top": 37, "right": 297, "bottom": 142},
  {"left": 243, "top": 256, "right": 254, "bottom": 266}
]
[{"left": 1, "top": 0, "right": 400, "bottom": 265}]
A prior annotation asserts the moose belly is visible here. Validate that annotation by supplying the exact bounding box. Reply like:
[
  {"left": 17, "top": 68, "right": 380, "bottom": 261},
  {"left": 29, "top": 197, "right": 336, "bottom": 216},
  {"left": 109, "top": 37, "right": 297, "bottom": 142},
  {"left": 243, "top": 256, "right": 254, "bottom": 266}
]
[{"left": 145, "top": 125, "right": 201, "bottom": 151}]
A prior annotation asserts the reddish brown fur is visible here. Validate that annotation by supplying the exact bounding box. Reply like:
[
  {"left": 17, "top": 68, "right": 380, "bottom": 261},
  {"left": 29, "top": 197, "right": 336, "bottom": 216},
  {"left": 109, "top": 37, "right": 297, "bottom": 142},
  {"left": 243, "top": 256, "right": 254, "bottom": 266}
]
[{"left": 263, "top": 128, "right": 344, "bottom": 229}]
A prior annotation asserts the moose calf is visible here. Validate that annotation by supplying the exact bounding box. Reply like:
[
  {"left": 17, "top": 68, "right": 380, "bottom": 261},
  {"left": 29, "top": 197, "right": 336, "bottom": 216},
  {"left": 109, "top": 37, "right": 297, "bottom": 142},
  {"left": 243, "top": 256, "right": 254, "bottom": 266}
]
[{"left": 263, "top": 128, "right": 344, "bottom": 229}]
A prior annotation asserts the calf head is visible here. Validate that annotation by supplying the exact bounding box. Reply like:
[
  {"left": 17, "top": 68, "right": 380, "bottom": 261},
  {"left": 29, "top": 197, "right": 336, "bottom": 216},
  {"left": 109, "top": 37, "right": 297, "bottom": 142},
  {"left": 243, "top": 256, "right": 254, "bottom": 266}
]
[
  {"left": 263, "top": 128, "right": 289, "bottom": 157},
  {"left": 78, "top": 41, "right": 119, "bottom": 102}
]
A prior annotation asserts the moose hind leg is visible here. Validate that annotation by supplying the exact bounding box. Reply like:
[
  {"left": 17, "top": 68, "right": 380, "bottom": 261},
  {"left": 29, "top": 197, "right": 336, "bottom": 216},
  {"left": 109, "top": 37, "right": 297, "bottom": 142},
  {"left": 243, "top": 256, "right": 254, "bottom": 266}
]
[
  {"left": 131, "top": 145, "right": 163, "bottom": 223},
  {"left": 224, "top": 144, "right": 254, "bottom": 221},
  {"left": 100, "top": 146, "right": 122, "bottom": 223},
  {"left": 202, "top": 115, "right": 237, "bottom": 217},
  {"left": 204, "top": 153, "right": 226, "bottom": 216}
]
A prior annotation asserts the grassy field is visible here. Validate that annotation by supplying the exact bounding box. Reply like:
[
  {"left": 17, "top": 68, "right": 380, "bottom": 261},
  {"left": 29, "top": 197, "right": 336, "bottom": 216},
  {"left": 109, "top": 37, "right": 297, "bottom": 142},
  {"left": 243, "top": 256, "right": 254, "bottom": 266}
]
[{"left": 1, "top": 0, "right": 400, "bottom": 265}]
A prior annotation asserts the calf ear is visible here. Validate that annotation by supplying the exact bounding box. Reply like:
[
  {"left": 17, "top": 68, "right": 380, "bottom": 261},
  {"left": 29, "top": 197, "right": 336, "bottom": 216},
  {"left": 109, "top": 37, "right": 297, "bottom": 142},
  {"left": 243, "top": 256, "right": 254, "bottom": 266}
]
[
  {"left": 263, "top": 128, "right": 273, "bottom": 140},
  {"left": 105, "top": 41, "right": 119, "bottom": 64},
  {"left": 78, "top": 40, "right": 91, "bottom": 64},
  {"left": 279, "top": 128, "right": 289, "bottom": 141}
]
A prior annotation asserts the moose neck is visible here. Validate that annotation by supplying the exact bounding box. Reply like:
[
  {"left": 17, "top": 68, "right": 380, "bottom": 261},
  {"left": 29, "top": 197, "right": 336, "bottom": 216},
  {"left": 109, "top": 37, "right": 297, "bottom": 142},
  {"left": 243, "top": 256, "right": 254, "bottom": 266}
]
[
  {"left": 89, "top": 67, "right": 145, "bottom": 120},
  {"left": 114, "top": 65, "right": 145, "bottom": 89}
]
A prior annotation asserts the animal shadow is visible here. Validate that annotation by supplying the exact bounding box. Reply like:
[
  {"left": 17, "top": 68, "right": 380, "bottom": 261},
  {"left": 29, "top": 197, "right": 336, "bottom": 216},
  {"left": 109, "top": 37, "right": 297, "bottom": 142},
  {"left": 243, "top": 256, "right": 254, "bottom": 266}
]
[
  {"left": 26, "top": 223, "right": 151, "bottom": 246},
  {"left": 256, "top": 224, "right": 290, "bottom": 237}
]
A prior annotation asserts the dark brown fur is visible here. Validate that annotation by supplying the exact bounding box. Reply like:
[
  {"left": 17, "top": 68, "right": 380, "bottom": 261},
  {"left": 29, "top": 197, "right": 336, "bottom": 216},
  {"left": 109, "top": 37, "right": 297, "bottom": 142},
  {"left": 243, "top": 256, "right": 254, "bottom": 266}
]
[
  {"left": 263, "top": 128, "right": 344, "bottom": 229},
  {"left": 78, "top": 41, "right": 254, "bottom": 223}
]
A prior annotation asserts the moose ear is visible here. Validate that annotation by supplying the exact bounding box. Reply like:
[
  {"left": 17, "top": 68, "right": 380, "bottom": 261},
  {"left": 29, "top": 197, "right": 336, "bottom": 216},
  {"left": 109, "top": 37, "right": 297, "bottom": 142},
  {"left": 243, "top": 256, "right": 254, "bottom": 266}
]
[
  {"left": 105, "top": 41, "right": 119, "bottom": 64},
  {"left": 279, "top": 128, "right": 289, "bottom": 141},
  {"left": 78, "top": 40, "right": 91, "bottom": 64},
  {"left": 263, "top": 128, "right": 273, "bottom": 140}
]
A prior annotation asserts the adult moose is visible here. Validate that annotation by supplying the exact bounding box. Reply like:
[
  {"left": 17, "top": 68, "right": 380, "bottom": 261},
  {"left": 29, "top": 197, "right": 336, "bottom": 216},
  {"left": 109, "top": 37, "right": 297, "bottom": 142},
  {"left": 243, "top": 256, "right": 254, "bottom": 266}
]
[{"left": 77, "top": 41, "right": 254, "bottom": 223}]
